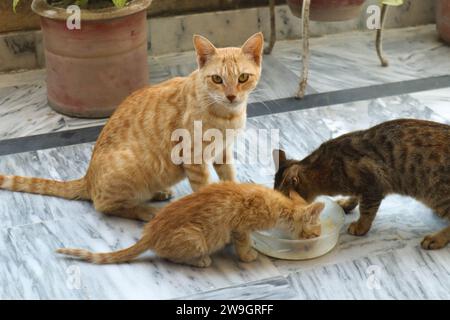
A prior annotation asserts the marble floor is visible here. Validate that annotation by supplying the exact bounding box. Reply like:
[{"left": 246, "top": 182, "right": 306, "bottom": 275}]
[
  {"left": 0, "top": 25, "right": 449, "bottom": 300},
  {"left": 0, "top": 94, "right": 449, "bottom": 299},
  {"left": 0, "top": 25, "right": 449, "bottom": 140}
]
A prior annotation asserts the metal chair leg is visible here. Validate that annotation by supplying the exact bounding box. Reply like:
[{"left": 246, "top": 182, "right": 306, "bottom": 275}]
[
  {"left": 264, "top": 0, "right": 276, "bottom": 54},
  {"left": 296, "top": 0, "right": 311, "bottom": 99},
  {"left": 376, "top": 4, "right": 389, "bottom": 67}
]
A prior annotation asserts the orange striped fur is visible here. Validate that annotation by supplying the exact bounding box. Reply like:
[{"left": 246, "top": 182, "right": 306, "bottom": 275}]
[
  {"left": 0, "top": 33, "right": 264, "bottom": 221},
  {"left": 57, "top": 182, "right": 324, "bottom": 267}
]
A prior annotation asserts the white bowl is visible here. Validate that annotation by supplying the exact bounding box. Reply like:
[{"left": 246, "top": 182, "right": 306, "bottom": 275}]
[{"left": 252, "top": 196, "right": 345, "bottom": 260}]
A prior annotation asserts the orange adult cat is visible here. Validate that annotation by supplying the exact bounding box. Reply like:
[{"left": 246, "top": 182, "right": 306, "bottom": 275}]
[
  {"left": 57, "top": 182, "right": 324, "bottom": 267},
  {"left": 0, "top": 33, "right": 264, "bottom": 221}
]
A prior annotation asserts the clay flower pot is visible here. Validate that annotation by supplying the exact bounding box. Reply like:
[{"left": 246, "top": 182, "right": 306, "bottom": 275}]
[
  {"left": 437, "top": 0, "right": 450, "bottom": 44},
  {"left": 32, "top": 0, "right": 152, "bottom": 118},
  {"left": 287, "top": 0, "right": 365, "bottom": 21}
]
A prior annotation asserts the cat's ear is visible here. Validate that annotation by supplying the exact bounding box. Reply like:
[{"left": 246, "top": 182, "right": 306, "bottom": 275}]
[
  {"left": 193, "top": 35, "right": 217, "bottom": 68},
  {"left": 273, "top": 149, "right": 287, "bottom": 170},
  {"left": 241, "top": 32, "right": 264, "bottom": 66},
  {"left": 305, "top": 202, "right": 325, "bottom": 223}
]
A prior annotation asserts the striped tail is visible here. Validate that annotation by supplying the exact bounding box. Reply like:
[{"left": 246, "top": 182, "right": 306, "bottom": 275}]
[
  {"left": 56, "top": 236, "right": 151, "bottom": 264},
  {"left": 0, "top": 175, "right": 88, "bottom": 200}
]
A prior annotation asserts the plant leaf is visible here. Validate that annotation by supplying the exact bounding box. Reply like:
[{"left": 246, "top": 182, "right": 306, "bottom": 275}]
[
  {"left": 13, "top": 0, "right": 20, "bottom": 13},
  {"left": 381, "top": 0, "right": 403, "bottom": 6},
  {"left": 111, "top": 0, "right": 128, "bottom": 8},
  {"left": 75, "top": 0, "right": 89, "bottom": 8}
]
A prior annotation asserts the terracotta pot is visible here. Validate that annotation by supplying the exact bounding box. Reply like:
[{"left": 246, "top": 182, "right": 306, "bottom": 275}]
[
  {"left": 437, "top": 0, "right": 450, "bottom": 44},
  {"left": 287, "top": 0, "right": 365, "bottom": 21},
  {"left": 32, "top": 0, "right": 152, "bottom": 118}
]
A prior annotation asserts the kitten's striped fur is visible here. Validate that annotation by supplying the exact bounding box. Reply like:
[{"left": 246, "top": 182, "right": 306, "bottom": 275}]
[{"left": 0, "top": 33, "right": 264, "bottom": 221}]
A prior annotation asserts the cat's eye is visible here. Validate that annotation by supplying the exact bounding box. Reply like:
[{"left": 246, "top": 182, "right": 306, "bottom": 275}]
[
  {"left": 211, "top": 75, "right": 223, "bottom": 84},
  {"left": 238, "top": 73, "right": 250, "bottom": 83}
]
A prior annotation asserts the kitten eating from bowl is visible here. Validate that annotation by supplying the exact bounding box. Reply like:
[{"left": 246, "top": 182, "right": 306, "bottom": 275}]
[{"left": 57, "top": 182, "right": 324, "bottom": 267}]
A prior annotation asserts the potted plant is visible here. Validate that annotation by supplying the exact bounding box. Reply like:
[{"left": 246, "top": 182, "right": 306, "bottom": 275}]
[
  {"left": 287, "top": 0, "right": 365, "bottom": 21},
  {"left": 437, "top": 0, "right": 450, "bottom": 44},
  {"left": 13, "top": 0, "right": 152, "bottom": 118}
]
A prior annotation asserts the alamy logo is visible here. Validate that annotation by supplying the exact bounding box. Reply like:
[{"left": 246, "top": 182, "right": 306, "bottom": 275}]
[
  {"left": 66, "top": 265, "right": 81, "bottom": 290},
  {"left": 366, "top": 265, "right": 383, "bottom": 290},
  {"left": 171, "top": 121, "right": 279, "bottom": 171},
  {"left": 366, "top": 5, "right": 382, "bottom": 30},
  {"left": 66, "top": 5, "right": 81, "bottom": 30}
]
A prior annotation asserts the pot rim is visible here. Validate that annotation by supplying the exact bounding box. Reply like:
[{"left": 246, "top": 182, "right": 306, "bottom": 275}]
[{"left": 31, "top": 0, "right": 152, "bottom": 21}]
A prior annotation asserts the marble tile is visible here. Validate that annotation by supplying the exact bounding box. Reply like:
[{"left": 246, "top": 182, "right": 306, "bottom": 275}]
[
  {"left": 0, "top": 26, "right": 448, "bottom": 142},
  {"left": 0, "top": 88, "right": 449, "bottom": 299},
  {"left": 178, "top": 276, "right": 298, "bottom": 300},
  {"left": 0, "top": 68, "right": 45, "bottom": 89},
  {"left": 0, "top": 30, "right": 41, "bottom": 73},
  {"left": 287, "top": 245, "right": 450, "bottom": 299},
  {"left": 0, "top": 217, "right": 279, "bottom": 299},
  {"left": 147, "top": 1, "right": 436, "bottom": 56},
  {"left": 0, "top": 1, "right": 436, "bottom": 70},
  {"left": 149, "top": 8, "right": 262, "bottom": 56},
  {"left": 272, "top": 25, "right": 450, "bottom": 93},
  {"left": 409, "top": 88, "right": 450, "bottom": 121}
]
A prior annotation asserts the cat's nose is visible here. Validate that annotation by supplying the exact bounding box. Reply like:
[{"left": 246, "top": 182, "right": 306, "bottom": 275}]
[{"left": 226, "top": 95, "right": 236, "bottom": 102}]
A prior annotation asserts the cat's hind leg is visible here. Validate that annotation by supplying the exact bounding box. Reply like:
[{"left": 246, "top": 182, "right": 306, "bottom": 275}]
[
  {"left": 97, "top": 202, "right": 159, "bottom": 222},
  {"left": 337, "top": 197, "right": 359, "bottom": 214},
  {"left": 165, "top": 226, "right": 213, "bottom": 267},
  {"left": 93, "top": 187, "right": 158, "bottom": 221},
  {"left": 348, "top": 194, "right": 382, "bottom": 236},
  {"left": 184, "top": 256, "right": 212, "bottom": 268},
  {"left": 232, "top": 231, "right": 258, "bottom": 262},
  {"left": 421, "top": 204, "right": 450, "bottom": 250}
]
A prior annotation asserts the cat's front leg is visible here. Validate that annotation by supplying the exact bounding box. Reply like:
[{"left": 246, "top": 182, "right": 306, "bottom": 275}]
[
  {"left": 232, "top": 231, "right": 258, "bottom": 262},
  {"left": 184, "top": 164, "right": 211, "bottom": 192},
  {"left": 213, "top": 146, "right": 237, "bottom": 182},
  {"left": 348, "top": 194, "right": 382, "bottom": 236}
]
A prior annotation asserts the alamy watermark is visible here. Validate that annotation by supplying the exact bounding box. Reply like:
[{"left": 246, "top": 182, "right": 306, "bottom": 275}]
[
  {"left": 66, "top": 265, "right": 82, "bottom": 290},
  {"left": 171, "top": 121, "right": 279, "bottom": 174},
  {"left": 66, "top": 5, "right": 81, "bottom": 30},
  {"left": 366, "top": 5, "right": 383, "bottom": 30},
  {"left": 366, "top": 265, "right": 384, "bottom": 290}
]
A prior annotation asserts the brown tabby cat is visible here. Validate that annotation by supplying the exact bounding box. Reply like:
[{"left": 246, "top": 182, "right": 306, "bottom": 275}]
[
  {"left": 57, "top": 182, "right": 324, "bottom": 267},
  {"left": 0, "top": 33, "right": 264, "bottom": 221},
  {"left": 273, "top": 119, "right": 450, "bottom": 250}
]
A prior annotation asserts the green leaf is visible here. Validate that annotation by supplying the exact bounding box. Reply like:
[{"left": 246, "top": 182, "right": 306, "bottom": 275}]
[
  {"left": 381, "top": 0, "right": 403, "bottom": 6},
  {"left": 75, "top": 0, "right": 89, "bottom": 8},
  {"left": 13, "top": 0, "right": 20, "bottom": 13},
  {"left": 111, "top": 0, "right": 128, "bottom": 8}
]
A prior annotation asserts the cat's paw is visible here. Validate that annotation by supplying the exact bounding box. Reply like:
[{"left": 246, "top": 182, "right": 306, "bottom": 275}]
[
  {"left": 238, "top": 248, "right": 259, "bottom": 263},
  {"left": 151, "top": 189, "right": 173, "bottom": 202},
  {"left": 421, "top": 234, "right": 448, "bottom": 250},
  {"left": 190, "top": 256, "right": 212, "bottom": 268},
  {"left": 348, "top": 221, "right": 371, "bottom": 236}
]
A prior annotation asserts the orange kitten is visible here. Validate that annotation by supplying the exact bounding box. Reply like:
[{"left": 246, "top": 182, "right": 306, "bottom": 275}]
[
  {"left": 0, "top": 33, "right": 264, "bottom": 221},
  {"left": 57, "top": 182, "right": 324, "bottom": 267}
]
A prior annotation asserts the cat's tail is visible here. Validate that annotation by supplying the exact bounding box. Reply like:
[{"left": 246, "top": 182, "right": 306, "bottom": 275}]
[
  {"left": 0, "top": 174, "right": 89, "bottom": 200},
  {"left": 56, "top": 235, "right": 151, "bottom": 264}
]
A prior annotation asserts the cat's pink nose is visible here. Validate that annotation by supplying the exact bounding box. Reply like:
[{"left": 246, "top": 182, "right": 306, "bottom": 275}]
[{"left": 227, "top": 95, "right": 236, "bottom": 102}]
